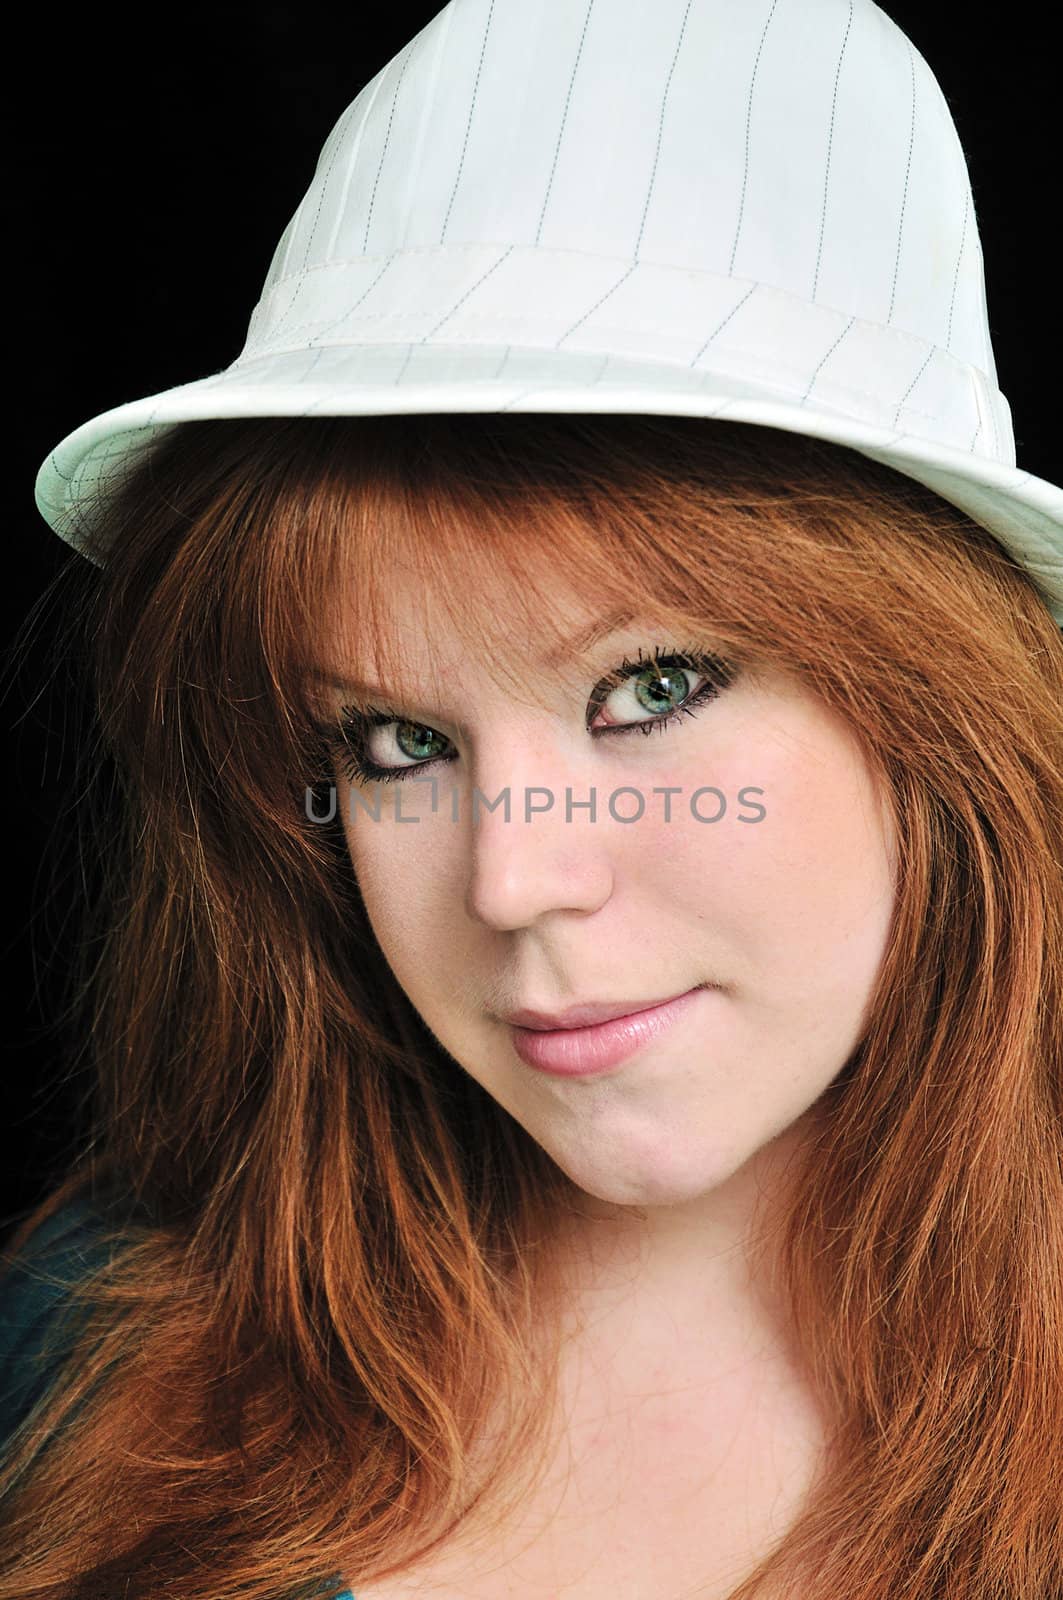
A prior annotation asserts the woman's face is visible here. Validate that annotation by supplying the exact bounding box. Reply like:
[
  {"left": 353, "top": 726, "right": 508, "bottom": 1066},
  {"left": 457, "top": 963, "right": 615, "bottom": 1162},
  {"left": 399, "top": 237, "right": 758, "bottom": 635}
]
[{"left": 321, "top": 562, "right": 898, "bottom": 1216}]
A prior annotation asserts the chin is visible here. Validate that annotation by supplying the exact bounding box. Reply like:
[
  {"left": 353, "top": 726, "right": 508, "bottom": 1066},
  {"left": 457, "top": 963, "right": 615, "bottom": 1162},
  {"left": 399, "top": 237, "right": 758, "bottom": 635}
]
[{"left": 564, "top": 1153, "right": 741, "bottom": 1211}]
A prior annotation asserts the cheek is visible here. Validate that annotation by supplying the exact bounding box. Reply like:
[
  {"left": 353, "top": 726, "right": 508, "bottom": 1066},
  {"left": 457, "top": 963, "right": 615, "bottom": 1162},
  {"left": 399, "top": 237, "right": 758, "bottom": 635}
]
[
  {"left": 660, "top": 712, "right": 896, "bottom": 1001},
  {"left": 339, "top": 797, "right": 469, "bottom": 1002}
]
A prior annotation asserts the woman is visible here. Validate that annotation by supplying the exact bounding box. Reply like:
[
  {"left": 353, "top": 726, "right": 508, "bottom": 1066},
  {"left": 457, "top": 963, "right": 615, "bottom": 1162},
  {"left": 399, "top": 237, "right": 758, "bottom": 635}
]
[{"left": 3, "top": 1, "right": 1061, "bottom": 1597}]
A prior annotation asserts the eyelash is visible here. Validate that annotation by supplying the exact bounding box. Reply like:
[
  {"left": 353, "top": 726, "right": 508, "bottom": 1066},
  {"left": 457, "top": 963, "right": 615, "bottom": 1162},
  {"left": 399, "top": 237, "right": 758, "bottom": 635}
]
[{"left": 324, "top": 642, "right": 736, "bottom": 787}]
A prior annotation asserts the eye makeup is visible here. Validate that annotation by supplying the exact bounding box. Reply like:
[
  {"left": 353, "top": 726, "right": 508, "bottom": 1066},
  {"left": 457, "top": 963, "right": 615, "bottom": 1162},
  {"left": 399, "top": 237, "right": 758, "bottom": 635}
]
[{"left": 315, "top": 641, "right": 737, "bottom": 787}]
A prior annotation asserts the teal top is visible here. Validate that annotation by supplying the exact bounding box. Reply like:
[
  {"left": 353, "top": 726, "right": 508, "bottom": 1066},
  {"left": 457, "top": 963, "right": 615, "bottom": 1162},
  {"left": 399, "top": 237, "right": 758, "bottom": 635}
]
[{"left": 0, "top": 1196, "right": 356, "bottom": 1600}]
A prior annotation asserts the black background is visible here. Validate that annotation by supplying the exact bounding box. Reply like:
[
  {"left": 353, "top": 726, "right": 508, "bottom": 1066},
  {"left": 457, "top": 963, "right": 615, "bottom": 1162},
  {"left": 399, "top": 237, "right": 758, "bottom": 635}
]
[{"left": 4, "top": 4, "right": 1060, "bottom": 1239}]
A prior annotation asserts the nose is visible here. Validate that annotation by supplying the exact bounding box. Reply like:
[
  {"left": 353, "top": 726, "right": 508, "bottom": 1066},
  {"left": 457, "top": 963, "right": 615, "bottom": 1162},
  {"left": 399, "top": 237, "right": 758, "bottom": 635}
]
[{"left": 462, "top": 729, "right": 615, "bottom": 930}]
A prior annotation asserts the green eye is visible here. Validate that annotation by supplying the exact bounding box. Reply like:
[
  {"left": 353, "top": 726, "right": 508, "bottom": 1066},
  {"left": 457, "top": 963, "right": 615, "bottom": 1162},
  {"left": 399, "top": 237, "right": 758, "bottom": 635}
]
[{"left": 329, "top": 643, "right": 736, "bottom": 787}]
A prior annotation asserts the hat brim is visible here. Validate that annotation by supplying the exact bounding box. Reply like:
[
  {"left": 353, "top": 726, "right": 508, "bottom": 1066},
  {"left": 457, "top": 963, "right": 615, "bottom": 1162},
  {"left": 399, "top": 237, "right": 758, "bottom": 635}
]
[{"left": 35, "top": 342, "right": 1063, "bottom": 626}]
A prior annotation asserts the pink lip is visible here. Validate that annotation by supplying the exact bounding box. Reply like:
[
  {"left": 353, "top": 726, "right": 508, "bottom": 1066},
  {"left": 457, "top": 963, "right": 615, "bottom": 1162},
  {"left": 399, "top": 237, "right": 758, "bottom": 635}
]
[
  {"left": 508, "top": 986, "right": 711, "bottom": 1077},
  {"left": 505, "top": 993, "right": 695, "bottom": 1031}
]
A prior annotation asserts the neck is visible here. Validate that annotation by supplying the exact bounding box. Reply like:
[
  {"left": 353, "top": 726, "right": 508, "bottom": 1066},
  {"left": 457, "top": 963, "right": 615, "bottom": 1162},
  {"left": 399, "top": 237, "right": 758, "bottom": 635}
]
[{"left": 536, "top": 1112, "right": 817, "bottom": 1386}]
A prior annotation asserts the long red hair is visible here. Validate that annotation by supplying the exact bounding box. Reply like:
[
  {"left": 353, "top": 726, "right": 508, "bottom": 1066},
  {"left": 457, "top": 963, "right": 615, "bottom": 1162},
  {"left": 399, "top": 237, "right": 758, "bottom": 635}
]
[{"left": 2, "top": 412, "right": 1061, "bottom": 1598}]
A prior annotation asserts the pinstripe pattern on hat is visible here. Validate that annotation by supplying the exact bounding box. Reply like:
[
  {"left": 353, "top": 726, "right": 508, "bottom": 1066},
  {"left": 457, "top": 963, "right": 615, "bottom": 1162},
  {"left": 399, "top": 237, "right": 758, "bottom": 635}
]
[{"left": 34, "top": 0, "right": 1063, "bottom": 624}]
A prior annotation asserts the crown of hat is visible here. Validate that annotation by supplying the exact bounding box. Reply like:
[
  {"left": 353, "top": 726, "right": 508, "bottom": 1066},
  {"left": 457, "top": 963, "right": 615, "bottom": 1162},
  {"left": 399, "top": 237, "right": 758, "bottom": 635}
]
[{"left": 238, "top": 0, "right": 1011, "bottom": 468}]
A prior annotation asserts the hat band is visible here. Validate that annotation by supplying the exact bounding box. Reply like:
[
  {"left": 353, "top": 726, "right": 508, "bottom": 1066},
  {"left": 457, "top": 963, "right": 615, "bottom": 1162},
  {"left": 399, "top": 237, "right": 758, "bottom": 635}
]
[{"left": 238, "top": 243, "right": 1012, "bottom": 466}]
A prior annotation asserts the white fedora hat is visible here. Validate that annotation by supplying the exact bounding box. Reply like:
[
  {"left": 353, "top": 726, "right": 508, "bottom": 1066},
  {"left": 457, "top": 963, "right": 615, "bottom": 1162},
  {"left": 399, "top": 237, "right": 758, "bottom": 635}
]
[{"left": 33, "top": 0, "right": 1063, "bottom": 625}]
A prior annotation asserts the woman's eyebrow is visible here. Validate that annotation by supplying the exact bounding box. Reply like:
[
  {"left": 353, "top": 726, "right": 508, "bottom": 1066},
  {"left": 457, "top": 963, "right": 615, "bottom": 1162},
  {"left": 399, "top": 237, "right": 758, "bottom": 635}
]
[{"left": 308, "top": 609, "right": 637, "bottom": 697}]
